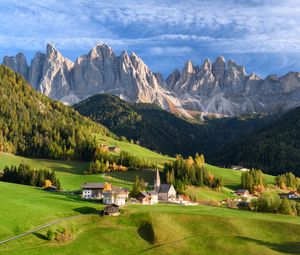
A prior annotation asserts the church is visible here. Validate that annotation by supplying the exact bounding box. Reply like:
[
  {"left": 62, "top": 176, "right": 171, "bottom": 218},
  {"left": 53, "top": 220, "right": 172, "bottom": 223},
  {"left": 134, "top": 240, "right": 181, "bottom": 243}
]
[{"left": 154, "top": 169, "right": 177, "bottom": 201}]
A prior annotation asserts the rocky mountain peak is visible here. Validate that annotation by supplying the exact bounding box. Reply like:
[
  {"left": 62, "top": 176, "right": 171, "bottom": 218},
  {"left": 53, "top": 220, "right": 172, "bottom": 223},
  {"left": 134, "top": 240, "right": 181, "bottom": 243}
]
[
  {"left": 183, "top": 60, "right": 194, "bottom": 74},
  {"left": 3, "top": 43, "right": 300, "bottom": 118},
  {"left": 2, "top": 52, "right": 29, "bottom": 80},
  {"left": 201, "top": 58, "right": 212, "bottom": 72},
  {"left": 90, "top": 43, "right": 115, "bottom": 60}
]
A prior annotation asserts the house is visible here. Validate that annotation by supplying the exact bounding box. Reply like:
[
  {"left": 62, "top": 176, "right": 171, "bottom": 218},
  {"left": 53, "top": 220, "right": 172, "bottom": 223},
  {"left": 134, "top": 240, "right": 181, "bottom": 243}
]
[
  {"left": 154, "top": 169, "right": 176, "bottom": 201},
  {"left": 232, "top": 165, "right": 249, "bottom": 172},
  {"left": 103, "top": 186, "right": 129, "bottom": 206},
  {"left": 280, "top": 191, "right": 300, "bottom": 199},
  {"left": 235, "top": 189, "right": 250, "bottom": 197},
  {"left": 109, "top": 146, "right": 121, "bottom": 153},
  {"left": 81, "top": 182, "right": 128, "bottom": 204},
  {"left": 136, "top": 191, "right": 158, "bottom": 205},
  {"left": 44, "top": 186, "right": 58, "bottom": 192},
  {"left": 103, "top": 204, "right": 120, "bottom": 216},
  {"left": 81, "top": 182, "right": 105, "bottom": 199}
]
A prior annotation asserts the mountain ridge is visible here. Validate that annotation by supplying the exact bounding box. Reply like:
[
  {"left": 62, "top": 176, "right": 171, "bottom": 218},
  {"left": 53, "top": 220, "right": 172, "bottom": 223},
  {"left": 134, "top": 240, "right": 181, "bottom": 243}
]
[
  {"left": 3, "top": 43, "right": 300, "bottom": 118},
  {"left": 74, "top": 93, "right": 276, "bottom": 158}
]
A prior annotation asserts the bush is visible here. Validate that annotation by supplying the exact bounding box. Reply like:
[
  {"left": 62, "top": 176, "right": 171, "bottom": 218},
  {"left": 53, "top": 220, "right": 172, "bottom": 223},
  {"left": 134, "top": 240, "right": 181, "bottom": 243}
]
[{"left": 46, "top": 229, "right": 55, "bottom": 241}]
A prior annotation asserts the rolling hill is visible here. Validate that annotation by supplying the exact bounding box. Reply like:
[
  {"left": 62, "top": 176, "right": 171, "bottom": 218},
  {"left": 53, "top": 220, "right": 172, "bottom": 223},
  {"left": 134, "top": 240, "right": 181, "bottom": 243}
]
[
  {"left": 211, "top": 105, "right": 300, "bottom": 176},
  {"left": 74, "top": 94, "right": 274, "bottom": 157}
]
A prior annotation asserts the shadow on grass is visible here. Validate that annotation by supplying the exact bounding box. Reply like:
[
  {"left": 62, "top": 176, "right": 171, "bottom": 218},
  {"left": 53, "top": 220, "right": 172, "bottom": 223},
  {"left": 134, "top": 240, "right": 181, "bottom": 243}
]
[
  {"left": 138, "top": 223, "right": 155, "bottom": 244},
  {"left": 237, "top": 236, "right": 300, "bottom": 254},
  {"left": 73, "top": 207, "right": 99, "bottom": 214},
  {"left": 32, "top": 232, "right": 48, "bottom": 241}
]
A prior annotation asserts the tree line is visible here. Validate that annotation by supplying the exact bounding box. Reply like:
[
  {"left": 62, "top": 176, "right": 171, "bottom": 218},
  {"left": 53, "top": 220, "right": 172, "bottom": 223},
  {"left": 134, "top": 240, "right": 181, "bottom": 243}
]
[
  {"left": 275, "top": 172, "right": 300, "bottom": 191},
  {"left": 1, "top": 164, "right": 62, "bottom": 190},
  {"left": 241, "top": 169, "right": 266, "bottom": 193},
  {"left": 85, "top": 150, "right": 155, "bottom": 174},
  {"left": 251, "top": 192, "right": 300, "bottom": 216},
  {"left": 163, "top": 154, "right": 223, "bottom": 193}
]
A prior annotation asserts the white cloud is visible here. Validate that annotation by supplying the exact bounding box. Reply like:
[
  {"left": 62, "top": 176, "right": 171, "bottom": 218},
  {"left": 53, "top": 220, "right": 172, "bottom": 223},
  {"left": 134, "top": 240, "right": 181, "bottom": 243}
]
[{"left": 148, "top": 46, "right": 192, "bottom": 56}]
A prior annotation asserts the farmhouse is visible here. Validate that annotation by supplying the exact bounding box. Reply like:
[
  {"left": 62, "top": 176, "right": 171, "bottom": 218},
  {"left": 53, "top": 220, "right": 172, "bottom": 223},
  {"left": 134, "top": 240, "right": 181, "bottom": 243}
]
[
  {"left": 280, "top": 191, "right": 300, "bottom": 199},
  {"left": 232, "top": 165, "right": 249, "bottom": 172},
  {"left": 103, "top": 204, "right": 120, "bottom": 216},
  {"left": 154, "top": 169, "right": 176, "bottom": 201},
  {"left": 81, "top": 182, "right": 105, "bottom": 199},
  {"left": 136, "top": 191, "right": 158, "bottom": 205},
  {"left": 103, "top": 187, "right": 129, "bottom": 206},
  {"left": 235, "top": 189, "right": 250, "bottom": 197},
  {"left": 81, "top": 182, "right": 128, "bottom": 204},
  {"left": 109, "top": 146, "right": 121, "bottom": 153}
]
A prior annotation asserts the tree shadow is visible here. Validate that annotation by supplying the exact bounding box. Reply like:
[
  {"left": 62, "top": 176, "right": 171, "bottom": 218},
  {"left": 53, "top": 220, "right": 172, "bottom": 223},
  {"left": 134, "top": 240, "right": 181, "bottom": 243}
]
[
  {"left": 237, "top": 236, "right": 300, "bottom": 254},
  {"left": 73, "top": 207, "right": 99, "bottom": 214},
  {"left": 138, "top": 222, "right": 155, "bottom": 244},
  {"left": 32, "top": 232, "right": 48, "bottom": 241}
]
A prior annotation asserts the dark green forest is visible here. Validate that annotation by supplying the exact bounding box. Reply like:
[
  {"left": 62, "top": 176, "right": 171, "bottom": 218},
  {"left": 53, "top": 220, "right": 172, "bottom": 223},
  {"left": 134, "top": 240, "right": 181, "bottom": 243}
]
[
  {"left": 74, "top": 94, "right": 274, "bottom": 157},
  {"left": 211, "top": 106, "right": 300, "bottom": 176},
  {"left": 0, "top": 65, "right": 110, "bottom": 161}
]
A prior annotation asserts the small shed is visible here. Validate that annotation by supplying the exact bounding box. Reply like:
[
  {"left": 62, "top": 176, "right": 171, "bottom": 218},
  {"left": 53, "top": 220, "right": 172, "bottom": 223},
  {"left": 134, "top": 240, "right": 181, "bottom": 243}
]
[
  {"left": 103, "top": 204, "right": 120, "bottom": 216},
  {"left": 109, "top": 146, "right": 121, "bottom": 153}
]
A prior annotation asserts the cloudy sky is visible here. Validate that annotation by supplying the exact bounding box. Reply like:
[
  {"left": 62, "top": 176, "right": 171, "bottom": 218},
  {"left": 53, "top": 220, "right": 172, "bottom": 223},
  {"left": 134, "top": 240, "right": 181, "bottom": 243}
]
[{"left": 1, "top": 0, "right": 300, "bottom": 77}]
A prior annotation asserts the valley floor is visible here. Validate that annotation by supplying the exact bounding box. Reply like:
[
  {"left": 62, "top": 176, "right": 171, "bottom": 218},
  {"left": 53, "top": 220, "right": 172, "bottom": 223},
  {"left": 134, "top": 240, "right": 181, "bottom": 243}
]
[
  {"left": 0, "top": 181, "right": 300, "bottom": 255},
  {"left": 0, "top": 152, "right": 298, "bottom": 255}
]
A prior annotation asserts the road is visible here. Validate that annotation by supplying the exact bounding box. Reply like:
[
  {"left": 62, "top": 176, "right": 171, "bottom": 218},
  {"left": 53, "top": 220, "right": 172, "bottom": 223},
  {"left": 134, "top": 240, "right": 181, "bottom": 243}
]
[{"left": 0, "top": 215, "right": 81, "bottom": 246}]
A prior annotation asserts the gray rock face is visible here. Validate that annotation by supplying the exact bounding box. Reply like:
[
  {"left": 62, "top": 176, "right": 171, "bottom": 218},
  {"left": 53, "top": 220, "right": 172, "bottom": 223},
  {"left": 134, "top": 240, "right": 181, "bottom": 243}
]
[
  {"left": 3, "top": 53, "right": 28, "bottom": 79},
  {"left": 165, "top": 56, "right": 300, "bottom": 116},
  {"left": 3, "top": 43, "right": 300, "bottom": 118}
]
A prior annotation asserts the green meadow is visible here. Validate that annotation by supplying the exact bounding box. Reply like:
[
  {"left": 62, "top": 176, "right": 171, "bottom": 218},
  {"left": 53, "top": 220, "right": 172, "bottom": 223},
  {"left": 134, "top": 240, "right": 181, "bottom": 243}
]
[
  {"left": 0, "top": 200, "right": 299, "bottom": 255},
  {"left": 0, "top": 145, "right": 294, "bottom": 255}
]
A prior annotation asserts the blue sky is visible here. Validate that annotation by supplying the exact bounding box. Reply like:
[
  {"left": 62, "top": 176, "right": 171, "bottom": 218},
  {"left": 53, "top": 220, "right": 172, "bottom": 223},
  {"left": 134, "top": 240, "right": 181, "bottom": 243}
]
[{"left": 1, "top": 0, "right": 300, "bottom": 78}]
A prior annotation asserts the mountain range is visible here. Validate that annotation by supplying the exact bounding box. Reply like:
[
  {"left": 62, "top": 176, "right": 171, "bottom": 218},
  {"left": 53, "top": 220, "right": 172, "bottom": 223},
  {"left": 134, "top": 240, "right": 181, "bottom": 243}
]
[{"left": 3, "top": 43, "right": 300, "bottom": 118}]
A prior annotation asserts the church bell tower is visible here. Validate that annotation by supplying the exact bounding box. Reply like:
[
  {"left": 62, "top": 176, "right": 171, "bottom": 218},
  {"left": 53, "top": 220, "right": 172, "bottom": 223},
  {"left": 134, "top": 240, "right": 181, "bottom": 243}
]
[{"left": 154, "top": 168, "right": 161, "bottom": 192}]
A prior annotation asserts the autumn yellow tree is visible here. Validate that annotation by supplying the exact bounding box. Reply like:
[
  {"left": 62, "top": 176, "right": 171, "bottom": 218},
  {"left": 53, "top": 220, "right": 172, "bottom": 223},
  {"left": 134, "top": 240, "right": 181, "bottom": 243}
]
[{"left": 44, "top": 179, "right": 52, "bottom": 188}]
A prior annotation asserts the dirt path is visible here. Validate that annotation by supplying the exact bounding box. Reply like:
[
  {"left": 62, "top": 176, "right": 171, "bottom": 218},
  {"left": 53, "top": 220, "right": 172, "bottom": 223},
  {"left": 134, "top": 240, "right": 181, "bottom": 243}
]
[{"left": 0, "top": 215, "right": 82, "bottom": 246}]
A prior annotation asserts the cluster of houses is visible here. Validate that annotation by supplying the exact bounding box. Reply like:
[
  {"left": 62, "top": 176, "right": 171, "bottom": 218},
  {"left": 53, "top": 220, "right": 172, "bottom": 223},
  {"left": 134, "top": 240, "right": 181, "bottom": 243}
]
[
  {"left": 223, "top": 188, "right": 300, "bottom": 209},
  {"left": 81, "top": 169, "right": 178, "bottom": 209}
]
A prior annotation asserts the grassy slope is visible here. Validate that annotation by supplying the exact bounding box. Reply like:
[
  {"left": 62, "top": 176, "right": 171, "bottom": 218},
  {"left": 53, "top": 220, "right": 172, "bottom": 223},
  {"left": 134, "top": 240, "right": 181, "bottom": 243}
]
[
  {"left": 0, "top": 181, "right": 103, "bottom": 240},
  {"left": 96, "top": 133, "right": 173, "bottom": 167},
  {"left": 1, "top": 204, "right": 300, "bottom": 255},
  {"left": 0, "top": 152, "right": 131, "bottom": 191}
]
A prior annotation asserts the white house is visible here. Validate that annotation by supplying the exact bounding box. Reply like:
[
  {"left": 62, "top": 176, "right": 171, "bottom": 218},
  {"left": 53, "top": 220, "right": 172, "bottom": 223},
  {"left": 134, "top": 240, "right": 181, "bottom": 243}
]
[
  {"left": 136, "top": 191, "right": 158, "bottom": 205},
  {"left": 103, "top": 187, "right": 129, "bottom": 206},
  {"left": 81, "top": 183, "right": 105, "bottom": 199}
]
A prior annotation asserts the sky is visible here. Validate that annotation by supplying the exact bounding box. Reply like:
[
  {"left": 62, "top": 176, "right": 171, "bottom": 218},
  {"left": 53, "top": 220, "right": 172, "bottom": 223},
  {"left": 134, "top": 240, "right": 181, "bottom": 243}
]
[{"left": 1, "top": 0, "right": 300, "bottom": 78}]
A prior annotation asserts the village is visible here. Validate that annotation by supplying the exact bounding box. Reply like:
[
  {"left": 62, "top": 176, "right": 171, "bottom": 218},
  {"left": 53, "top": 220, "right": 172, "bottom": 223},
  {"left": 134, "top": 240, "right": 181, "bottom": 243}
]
[
  {"left": 81, "top": 169, "right": 198, "bottom": 215},
  {"left": 80, "top": 164, "right": 300, "bottom": 215}
]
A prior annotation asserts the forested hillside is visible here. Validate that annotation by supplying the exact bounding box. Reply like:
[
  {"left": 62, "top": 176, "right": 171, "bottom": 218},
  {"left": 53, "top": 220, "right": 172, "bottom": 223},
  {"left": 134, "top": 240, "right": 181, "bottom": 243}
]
[
  {"left": 74, "top": 94, "right": 274, "bottom": 157},
  {"left": 0, "top": 65, "right": 110, "bottom": 160},
  {"left": 211, "top": 106, "right": 300, "bottom": 176}
]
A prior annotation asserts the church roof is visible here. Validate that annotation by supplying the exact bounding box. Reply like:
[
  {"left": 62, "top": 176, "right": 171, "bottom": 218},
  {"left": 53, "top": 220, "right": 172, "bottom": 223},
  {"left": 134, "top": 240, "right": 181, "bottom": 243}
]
[{"left": 159, "top": 184, "right": 173, "bottom": 193}]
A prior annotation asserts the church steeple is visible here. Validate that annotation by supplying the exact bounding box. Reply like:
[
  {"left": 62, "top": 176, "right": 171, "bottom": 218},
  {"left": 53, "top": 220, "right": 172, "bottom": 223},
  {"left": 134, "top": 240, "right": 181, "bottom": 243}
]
[{"left": 154, "top": 168, "right": 161, "bottom": 192}]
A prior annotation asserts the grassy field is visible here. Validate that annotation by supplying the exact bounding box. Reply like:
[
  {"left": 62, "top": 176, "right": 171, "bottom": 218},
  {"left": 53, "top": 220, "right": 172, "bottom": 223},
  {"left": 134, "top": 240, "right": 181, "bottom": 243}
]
[
  {"left": 1, "top": 203, "right": 300, "bottom": 255},
  {"left": 95, "top": 133, "right": 173, "bottom": 167},
  {"left": 0, "top": 150, "right": 298, "bottom": 255},
  {"left": 0, "top": 181, "right": 103, "bottom": 240},
  {"left": 185, "top": 186, "right": 235, "bottom": 202},
  {"left": 0, "top": 152, "right": 132, "bottom": 191}
]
